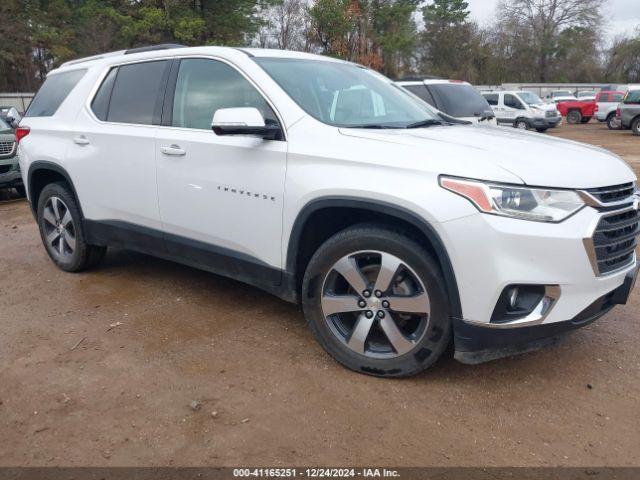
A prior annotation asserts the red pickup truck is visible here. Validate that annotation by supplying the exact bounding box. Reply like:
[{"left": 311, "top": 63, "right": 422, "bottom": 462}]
[{"left": 556, "top": 99, "right": 596, "bottom": 124}]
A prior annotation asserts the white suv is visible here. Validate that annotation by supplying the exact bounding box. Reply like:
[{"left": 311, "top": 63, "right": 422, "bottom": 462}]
[
  {"left": 17, "top": 45, "right": 640, "bottom": 377},
  {"left": 482, "top": 90, "right": 562, "bottom": 132}
]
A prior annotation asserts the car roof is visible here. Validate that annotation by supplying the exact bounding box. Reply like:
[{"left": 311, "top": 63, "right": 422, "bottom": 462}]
[
  {"left": 54, "top": 45, "right": 347, "bottom": 75},
  {"left": 397, "top": 79, "right": 472, "bottom": 86}
]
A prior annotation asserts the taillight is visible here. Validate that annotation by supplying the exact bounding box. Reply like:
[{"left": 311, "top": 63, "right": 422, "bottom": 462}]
[
  {"left": 15, "top": 126, "right": 30, "bottom": 143},
  {"left": 594, "top": 104, "right": 599, "bottom": 111}
]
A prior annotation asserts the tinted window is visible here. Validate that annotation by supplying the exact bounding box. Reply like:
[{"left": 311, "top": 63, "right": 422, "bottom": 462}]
[
  {"left": 25, "top": 69, "right": 87, "bottom": 117},
  {"left": 483, "top": 93, "right": 499, "bottom": 106},
  {"left": 611, "top": 93, "right": 624, "bottom": 102},
  {"left": 0, "top": 117, "right": 10, "bottom": 131},
  {"left": 108, "top": 61, "right": 168, "bottom": 125},
  {"left": 429, "top": 84, "right": 492, "bottom": 117},
  {"left": 504, "top": 94, "right": 524, "bottom": 109},
  {"left": 625, "top": 90, "right": 640, "bottom": 104},
  {"left": 402, "top": 85, "right": 436, "bottom": 107},
  {"left": 172, "top": 59, "right": 277, "bottom": 130},
  {"left": 91, "top": 67, "right": 118, "bottom": 121}
]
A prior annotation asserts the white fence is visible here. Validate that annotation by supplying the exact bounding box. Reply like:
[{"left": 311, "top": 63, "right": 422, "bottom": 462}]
[{"left": 0, "top": 93, "right": 34, "bottom": 114}]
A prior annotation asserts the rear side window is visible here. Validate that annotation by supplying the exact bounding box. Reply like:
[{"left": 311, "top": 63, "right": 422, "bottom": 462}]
[
  {"left": 402, "top": 85, "right": 436, "bottom": 107},
  {"left": 429, "top": 84, "right": 492, "bottom": 117},
  {"left": 483, "top": 93, "right": 499, "bottom": 106},
  {"left": 103, "top": 60, "right": 169, "bottom": 125},
  {"left": 625, "top": 90, "right": 640, "bottom": 104},
  {"left": 25, "top": 69, "right": 87, "bottom": 117},
  {"left": 91, "top": 68, "right": 118, "bottom": 121}
]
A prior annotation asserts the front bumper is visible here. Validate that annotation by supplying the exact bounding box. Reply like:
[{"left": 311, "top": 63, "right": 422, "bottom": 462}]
[
  {"left": 453, "top": 263, "right": 638, "bottom": 363},
  {"left": 533, "top": 116, "right": 562, "bottom": 128},
  {"left": 440, "top": 204, "right": 638, "bottom": 362}
]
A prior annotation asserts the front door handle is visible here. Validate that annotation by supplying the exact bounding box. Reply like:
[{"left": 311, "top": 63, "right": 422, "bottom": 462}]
[
  {"left": 73, "top": 135, "right": 90, "bottom": 145},
  {"left": 160, "top": 144, "right": 186, "bottom": 156}
]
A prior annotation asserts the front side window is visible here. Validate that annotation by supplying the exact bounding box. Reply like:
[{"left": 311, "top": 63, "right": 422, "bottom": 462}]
[
  {"left": 624, "top": 90, "right": 640, "bottom": 104},
  {"left": 504, "top": 94, "right": 524, "bottom": 109},
  {"left": 428, "top": 84, "right": 492, "bottom": 118},
  {"left": 25, "top": 69, "right": 87, "bottom": 117},
  {"left": 171, "top": 59, "right": 277, "bottom": 130},
  {"left": 106, "top": 60, "right": 169, "bottom": 125},
  {"left": 254, "top": 58, "right": 439, "bottom": 128}
]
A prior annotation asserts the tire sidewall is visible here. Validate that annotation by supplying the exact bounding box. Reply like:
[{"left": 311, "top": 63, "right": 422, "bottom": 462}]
[
  {"left": 302, "top": 227, "right": 452, "bottom": 377},
  {"left": 633, "top": 119, "right": 640, "bottom": 136},
  {"left": 515, "top": 119, "right": 529, "bottom": 130},
  {"left": 37, "top": 183, "right": 88, "bottom": 271}
]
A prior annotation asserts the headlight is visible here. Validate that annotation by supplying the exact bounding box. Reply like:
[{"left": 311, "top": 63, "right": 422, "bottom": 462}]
[{"left": 440, "top": 177, "right": 585, "bottom": 222}]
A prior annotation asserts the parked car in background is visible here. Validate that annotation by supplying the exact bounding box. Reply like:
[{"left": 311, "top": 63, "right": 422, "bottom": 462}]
[
  {"left": 0, "top": 117, "right": 24, "bottom": 195},
  {"left": 595, "top": 91, "right": 626, "bottom": 129},
  {"left": 545, "top": 90, "right": 577, "bottom": 103},
  {"left": 0, "top": 106, "right": 22, "bottom": 128},
  {"left": 397, "top": 79, "right": 496, "bottom": 125},
  {"left": 618, "top": 89, "right": 640, "bottom": 135},
  {"left": 576, "top": 91, "right": 597, "bottom": 101},
  {"left": 482, "top": 90, "right": 561, "bottom": 132},
  {"left": 556, "top": 99, "right": 596, "bottom": 124}
]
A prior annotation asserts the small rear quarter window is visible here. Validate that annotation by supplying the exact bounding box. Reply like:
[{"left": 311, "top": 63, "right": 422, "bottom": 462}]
[{"left": 25, "top": 69, "right": 87, "bottom": 117}]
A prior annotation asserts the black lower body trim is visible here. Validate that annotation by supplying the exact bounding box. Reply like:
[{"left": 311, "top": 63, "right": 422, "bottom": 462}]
[{"left": 83, "top": 220, "right": 295, "bottom": 302}]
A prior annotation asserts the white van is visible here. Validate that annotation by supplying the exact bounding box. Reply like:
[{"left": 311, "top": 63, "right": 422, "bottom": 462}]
[{"left": 482, "top": 90, "right": 562, "bottom": 132}]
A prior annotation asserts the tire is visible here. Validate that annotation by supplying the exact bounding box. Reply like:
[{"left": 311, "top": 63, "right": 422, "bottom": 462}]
[
  {"left": 37, "top": 182, "right": 107, "bottom": 272},
  {"left": 607, "top": 114, "right": 620, "bottom": 130},
  {"left": 302, "top": 224, "right": 452, "bottom": 378},
  {"left": 535, "top": 128, "right": 548, "bottom": 133},
  {"left": 515, "top": 119, "right": 529, "bottom": 130},
  {"left": 14, "top": 185, "right": 26, "bottom": 197},
  {"left": 580, "top": 116, "right": 591, "bottom": 124},
  {"left": 566, "top": 110, "right": 582, "bottom": 124},
  {"left": 632, "top": 117, "right": 640, "bottom": 136}
]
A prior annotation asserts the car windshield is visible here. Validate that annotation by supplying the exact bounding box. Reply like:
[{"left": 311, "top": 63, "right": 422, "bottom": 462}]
[
  {"left": 554, "top": 91, "right": 573, "bottom": 97},
  {"left": 517, "top": 91, "right": 543, "bottom": 105},
  {"left": 427, "top": 83, "right": 493, "bottom": 118},
  {"left": 254, "top": 58, "right": 441, "bottom": 128}
]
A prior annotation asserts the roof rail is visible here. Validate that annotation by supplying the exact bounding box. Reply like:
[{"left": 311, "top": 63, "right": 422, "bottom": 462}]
[
  {"left": 61, "top": 50, "right": 125, "bottom": 68},
  {"left": 124, "top": 44, "right": 186, "bottom": 55}
]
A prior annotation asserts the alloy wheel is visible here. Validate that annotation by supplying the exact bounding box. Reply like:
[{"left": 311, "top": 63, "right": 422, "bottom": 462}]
[
  {"left": 516, "top": 120, "right": 528, "bottom": 130},
  {"left": 42, "top": 196, "right": 77, "bottom": 260},
  {"left": 320, "top": 251, "right": 430, "bottom": 359}
]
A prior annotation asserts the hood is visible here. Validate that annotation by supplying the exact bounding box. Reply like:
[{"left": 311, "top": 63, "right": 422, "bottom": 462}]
[
  {"left": 529, "top": 103, "right": 557, "bottom": 112},
  {"left": 339, "top": 124, "right": 635, "bottom": 189}
]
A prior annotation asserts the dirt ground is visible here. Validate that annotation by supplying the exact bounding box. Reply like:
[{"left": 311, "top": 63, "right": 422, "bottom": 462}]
[{"left": 1, "top": 122, "right": 639, "bottom": 468}]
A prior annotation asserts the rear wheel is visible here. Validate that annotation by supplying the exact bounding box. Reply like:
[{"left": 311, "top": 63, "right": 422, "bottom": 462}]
[
  {"left": 515, "top": 119, "right": 529, "bottom": 130},
  {"left": 607, "top": 114, "right": 621, "bottom": 130},
  {"left": 37, "top": 182, "right": 107, "bottom": 272},
  {"left": 567, "top": 110, "right": 582, "bottom": 124},
  {"left": 302, "top": 225, "right": 452, "bottom": 377},
  {"left": 632, "top": 118, "right": 640, "bottom": 136}
]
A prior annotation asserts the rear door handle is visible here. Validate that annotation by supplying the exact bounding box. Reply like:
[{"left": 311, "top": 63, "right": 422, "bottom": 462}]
[
  {"left": 160, "top": 144, "right": 186, "bottom": 156},
  {"left": 73, "top": 135, "right": 90, "bottom": 145}
]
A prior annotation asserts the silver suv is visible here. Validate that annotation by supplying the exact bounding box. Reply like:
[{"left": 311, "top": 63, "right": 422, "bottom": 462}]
[{"left": 0, "top": 117, "right": 23, "bottom": 196}]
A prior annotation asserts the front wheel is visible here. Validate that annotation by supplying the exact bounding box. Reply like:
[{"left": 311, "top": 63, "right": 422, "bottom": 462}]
[
  {"left": 302, "top": 225, "right": 452, "bottom": 377},
  {"left": 632, "top": 118, "right": 640, "bottom": 136},
  {"left": 566, "top": 110, "right": 582, "bottom": 124},
  {"left": 37, "top": 182, "right": 107, "bottom": 272},
  {"left": 515, "top": 119, "right": 529, "bottom": 130}
]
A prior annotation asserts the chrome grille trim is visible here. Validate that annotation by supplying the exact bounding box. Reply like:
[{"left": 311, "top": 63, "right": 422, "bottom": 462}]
[
  {"left": 583, "top": 206, "right": 639, "bottom": 276},
  {"left": 0, "top": 140, "right": 16, "bottom": 158},
  {"left": 579, "top": 182, "right": 636, "bottom": 207}
]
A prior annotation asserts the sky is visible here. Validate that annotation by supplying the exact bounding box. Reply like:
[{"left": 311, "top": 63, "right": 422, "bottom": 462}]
[{"left": 464, "top": 0, "right": 640, "bottom": 42}]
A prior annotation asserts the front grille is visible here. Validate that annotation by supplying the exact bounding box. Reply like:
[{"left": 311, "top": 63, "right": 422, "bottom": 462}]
[
  {"left": 585, "top": 182, "right": 635, "bottom": 204},
  {"left": 545, "top": 110, "right": 558, "bottom": 118},
  {"left": 0, "top": 165, "right": 11, "bottom": 174},
  {"left": 0, "top": 140, "right": 15, "bottom": 157},
  {"left": 591, "top": 208, "right": 639, "bottom": 275}
]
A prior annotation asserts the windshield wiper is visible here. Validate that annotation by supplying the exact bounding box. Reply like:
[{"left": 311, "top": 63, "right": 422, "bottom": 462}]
[
  {"left": 344, "top": 124, "right": 401, "bottom": 129},
  {"left": 405, "top": 119, "right": 444, "bottom": 129}
]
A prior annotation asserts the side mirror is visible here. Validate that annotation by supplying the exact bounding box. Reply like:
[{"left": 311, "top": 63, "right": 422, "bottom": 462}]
[{"left": 211, "top": 107, "right": 281, "bottom": 140}]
